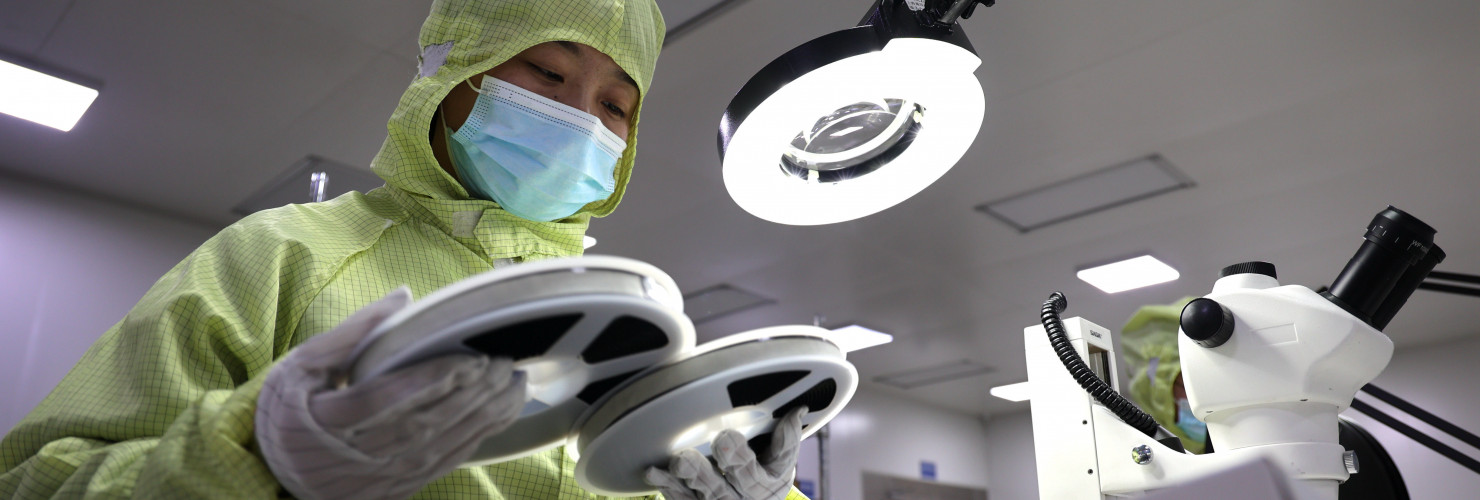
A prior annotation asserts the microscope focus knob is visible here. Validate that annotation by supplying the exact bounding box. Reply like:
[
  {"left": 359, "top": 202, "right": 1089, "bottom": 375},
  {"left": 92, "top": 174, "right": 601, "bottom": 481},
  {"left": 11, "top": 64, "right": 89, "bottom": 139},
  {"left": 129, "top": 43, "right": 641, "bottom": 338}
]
[
  {"left": 1220, "top": 261, "right": 1277, "bottom": 279},
  {"left": 1181, "top": 298, "right": 1234, "bottom": 348}
]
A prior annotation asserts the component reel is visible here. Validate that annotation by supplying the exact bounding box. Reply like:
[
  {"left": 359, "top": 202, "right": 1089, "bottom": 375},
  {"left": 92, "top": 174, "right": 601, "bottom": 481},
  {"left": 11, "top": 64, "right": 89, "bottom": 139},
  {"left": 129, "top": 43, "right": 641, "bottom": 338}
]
[
  {"left": 348, "top": 255, "right": 695, "bottom": 464},
  {"left": 570, "top": 326, "right": 859, "bottom": 497}
]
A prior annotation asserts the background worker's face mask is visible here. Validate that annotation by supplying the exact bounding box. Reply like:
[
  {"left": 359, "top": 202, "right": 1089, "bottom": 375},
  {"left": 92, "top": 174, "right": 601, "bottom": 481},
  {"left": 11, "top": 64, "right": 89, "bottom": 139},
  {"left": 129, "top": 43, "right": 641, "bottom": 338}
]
[
  {"left": 1175, "top": 398, "right": 1208, "bottom": 443},
  {"left": 444, "top": 76, "right": 627, "bottom": 222}
]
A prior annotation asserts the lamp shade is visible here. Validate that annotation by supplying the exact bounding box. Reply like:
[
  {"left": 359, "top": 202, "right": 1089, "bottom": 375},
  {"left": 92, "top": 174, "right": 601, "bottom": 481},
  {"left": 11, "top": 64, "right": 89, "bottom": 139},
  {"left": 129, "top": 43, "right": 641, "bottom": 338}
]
[{"left": 718, "top": 1, "right": 985, "bottom": 225}]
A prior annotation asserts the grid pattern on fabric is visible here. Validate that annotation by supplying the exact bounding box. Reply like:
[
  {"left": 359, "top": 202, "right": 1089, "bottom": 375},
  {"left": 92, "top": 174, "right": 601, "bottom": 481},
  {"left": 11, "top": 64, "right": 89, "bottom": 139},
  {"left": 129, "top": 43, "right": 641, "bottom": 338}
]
[
  {"left": 0, "top": 191, "right": 817, "bottom": 500},
  {"left": 0, "top": 193, "right": 400, "bottom": 498}
]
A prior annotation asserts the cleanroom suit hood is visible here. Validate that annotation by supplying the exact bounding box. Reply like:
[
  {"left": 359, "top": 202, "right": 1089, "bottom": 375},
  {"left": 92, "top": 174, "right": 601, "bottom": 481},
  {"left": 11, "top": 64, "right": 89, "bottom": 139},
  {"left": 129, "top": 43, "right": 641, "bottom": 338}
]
[
  {"left": 0, "top": 2, "right": 693, "bottom": 499},
  {"left": 376, "top": 0, "right": 665, "bottom": 258}
]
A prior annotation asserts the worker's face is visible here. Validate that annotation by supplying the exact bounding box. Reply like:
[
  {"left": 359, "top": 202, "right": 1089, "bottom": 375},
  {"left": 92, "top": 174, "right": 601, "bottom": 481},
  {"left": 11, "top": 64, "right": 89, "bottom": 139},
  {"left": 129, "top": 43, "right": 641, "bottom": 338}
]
[{"left": 441, "top": 41, "right": 639, "bottom": 141}]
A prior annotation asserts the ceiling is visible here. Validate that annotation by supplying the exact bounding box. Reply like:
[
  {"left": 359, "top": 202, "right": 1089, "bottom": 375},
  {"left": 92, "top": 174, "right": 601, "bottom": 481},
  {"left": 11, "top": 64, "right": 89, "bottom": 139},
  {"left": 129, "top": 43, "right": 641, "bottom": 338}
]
[{"left": 3, "top": 0, "right": 1479, "bottom": 418}]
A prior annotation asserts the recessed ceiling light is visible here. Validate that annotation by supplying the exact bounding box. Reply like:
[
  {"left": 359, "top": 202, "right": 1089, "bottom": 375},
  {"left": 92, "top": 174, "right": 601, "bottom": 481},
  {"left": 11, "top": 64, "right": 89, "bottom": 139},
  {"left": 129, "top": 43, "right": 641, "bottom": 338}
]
[
  {"left": 989, "top": 381, "right": 1031, "bottom": 402},
  {"left": 825, "top": 324, "right": 893, "bottom": 353},
  {"left": 1077, "top": 254, "right": 1180, "bottom": 293},
  {"left": 0, "top": 58, "right": 99, "bottom": 132},
  {"left": 583, "top": 236, "right": 597, "bottom": 249}
]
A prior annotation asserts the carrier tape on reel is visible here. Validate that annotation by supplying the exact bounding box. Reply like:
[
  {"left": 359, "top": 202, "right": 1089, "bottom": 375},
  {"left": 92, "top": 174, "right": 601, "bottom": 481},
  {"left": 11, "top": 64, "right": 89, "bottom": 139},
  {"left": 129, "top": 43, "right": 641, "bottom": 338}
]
[
  {"left": 571, "top": 326, "right": 858, "bottom": 496},
  {"left": 348, "top": 256, "right": 695, "bottom": 464}
]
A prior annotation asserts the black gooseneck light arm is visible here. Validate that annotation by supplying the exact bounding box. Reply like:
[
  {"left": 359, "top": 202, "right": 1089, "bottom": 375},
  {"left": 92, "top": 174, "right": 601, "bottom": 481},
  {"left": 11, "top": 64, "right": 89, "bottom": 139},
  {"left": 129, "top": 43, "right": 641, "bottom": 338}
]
[
  {"left": 1351, "top": 385, "right": 1480, "bottom": 475},
  {"left": 1347, "top": 269, "right": 1480, "bottom": 476},
  {"left": 1361, "top": 384, "right": 1480, "bottom": 451},
  {"left": 1418, "top": 271, "right": 1480, "bottom": 298}
]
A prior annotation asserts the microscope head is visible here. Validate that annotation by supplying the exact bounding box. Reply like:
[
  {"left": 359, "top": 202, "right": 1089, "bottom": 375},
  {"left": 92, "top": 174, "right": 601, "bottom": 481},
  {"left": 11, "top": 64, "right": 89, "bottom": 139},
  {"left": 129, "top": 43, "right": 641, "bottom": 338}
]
[{"left": 1176, "top": 207, "right": 1442, "bottom": 451}]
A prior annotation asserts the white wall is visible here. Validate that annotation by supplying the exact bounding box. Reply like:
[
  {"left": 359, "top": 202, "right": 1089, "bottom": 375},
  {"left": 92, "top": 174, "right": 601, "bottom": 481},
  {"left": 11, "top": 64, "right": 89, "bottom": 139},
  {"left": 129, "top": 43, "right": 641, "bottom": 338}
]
[
  {"left": 0, "top": 175, "right": 218, "bottom": 433},
  {"left": 983, "top": 411, "right": 1037, "bottom": 500},
  {"left": 796, "top": 389, "right": 994, "bottom": 500},
  {"left": 979, "top": 335, "right": 1480, "bottom": 500}
]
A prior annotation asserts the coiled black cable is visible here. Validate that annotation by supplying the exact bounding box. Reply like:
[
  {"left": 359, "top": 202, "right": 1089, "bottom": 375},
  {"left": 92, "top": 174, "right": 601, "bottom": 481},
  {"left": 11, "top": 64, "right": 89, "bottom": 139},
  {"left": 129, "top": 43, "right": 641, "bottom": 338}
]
[{"left": 1041, "top": 292, "right": 1160, "bottom": 438}]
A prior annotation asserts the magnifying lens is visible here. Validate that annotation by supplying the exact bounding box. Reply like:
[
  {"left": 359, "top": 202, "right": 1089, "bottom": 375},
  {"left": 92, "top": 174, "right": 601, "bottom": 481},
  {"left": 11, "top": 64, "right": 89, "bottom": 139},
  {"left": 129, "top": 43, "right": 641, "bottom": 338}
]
[{"left": 718, "top": 0, "right": 994, "bottom": 225}]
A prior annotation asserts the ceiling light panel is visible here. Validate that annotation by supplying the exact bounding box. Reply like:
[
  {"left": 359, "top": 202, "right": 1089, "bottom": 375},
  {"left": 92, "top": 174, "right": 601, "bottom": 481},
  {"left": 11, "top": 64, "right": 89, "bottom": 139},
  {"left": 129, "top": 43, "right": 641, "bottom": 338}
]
[
  {"left": 874, "top": 360, "right": 994, "bottom": 390},
  {"left": 989, "top": 381, "right": 1031, "bottom": 402},
  {"left": 826, "top": 324, "right": 894, "bottom": 353},
  {"left": 1077, "top": 254, "right": 1180, "bottom": 293},
  {"left": 978, "top": 155, "right": 1193, "bottom": 232},
  {"left": 0, "top": 59, "right": 99, "bottom": 132}
]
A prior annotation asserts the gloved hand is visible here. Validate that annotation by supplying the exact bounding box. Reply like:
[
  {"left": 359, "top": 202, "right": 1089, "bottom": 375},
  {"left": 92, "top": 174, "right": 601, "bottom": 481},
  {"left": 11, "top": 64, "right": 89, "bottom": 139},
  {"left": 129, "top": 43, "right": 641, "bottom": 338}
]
[
  {"left": 255, "top": 287, "right": 527, "bottom": 500},
  {"left": 644, "top": 407, "right": 807, "bottom": 500}
]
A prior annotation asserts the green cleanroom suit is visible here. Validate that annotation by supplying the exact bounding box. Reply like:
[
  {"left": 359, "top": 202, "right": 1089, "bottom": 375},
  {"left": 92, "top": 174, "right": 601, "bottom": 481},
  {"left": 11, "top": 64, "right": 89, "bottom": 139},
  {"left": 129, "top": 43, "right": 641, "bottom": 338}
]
[{"left": 1, "top": 1, "right": 804, "bottom": 498}]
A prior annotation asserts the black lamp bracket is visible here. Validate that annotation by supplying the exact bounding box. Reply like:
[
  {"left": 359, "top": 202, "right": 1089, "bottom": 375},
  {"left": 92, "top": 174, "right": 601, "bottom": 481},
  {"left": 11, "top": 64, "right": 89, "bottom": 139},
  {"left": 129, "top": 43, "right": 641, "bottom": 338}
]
[
  {"left": 719, "top": 0, "right": 985, "bottom": 160},
  {"left": 932, "top": 0, "right": 996, "bottom": 26},
  {"left": 864, "top": 0, "right": 996, "bottom": 32},
  {"left": 854, "top": 0, "right": 980, "bottom": 55},
  {"left": 1351, "top": 383, "right": 1480, "bottom": 476}
]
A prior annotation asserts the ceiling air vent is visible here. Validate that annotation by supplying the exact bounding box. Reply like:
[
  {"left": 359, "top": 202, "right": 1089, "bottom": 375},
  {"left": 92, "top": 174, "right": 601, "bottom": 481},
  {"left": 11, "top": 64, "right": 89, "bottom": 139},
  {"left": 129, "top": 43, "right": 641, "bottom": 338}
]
[
  {"left": 683, "top": 284, "right": 775, "bottom": 324},
  {"left": 233, "top": 155, "right": 385, "bottom": 216},
  {"left": 977, "top": 154, "right": 1193, "bottom": 232},
  {"left": 874, "top": 359, "right": 994, "bottom": 390}
]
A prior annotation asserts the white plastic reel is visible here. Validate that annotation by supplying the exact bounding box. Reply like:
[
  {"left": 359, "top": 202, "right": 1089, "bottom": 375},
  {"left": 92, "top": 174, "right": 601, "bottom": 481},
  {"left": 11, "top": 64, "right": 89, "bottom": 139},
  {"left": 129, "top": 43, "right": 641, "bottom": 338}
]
[
  {"left": 348, "top": 255, "right": 694, "bottom": 464},
  {"left": 570, "top": 325, "right": 859, "bottom": 497}
]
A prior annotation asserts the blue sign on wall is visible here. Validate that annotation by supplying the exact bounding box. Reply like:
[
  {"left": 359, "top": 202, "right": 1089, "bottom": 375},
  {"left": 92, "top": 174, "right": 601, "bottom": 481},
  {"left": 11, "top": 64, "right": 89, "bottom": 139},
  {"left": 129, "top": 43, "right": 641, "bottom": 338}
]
[
  {"left": 797, "top": 479, "right": 816, "bottom": 497},
  {"left": 921, "top": 460, "right": 937, "bottom": 480}
]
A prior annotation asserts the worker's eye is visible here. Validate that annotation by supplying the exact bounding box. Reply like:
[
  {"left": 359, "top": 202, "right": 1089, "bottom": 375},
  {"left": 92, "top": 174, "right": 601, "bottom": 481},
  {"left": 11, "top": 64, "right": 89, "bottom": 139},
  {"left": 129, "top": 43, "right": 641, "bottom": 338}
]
[
  {"left": 529, "top": 63, "right": 563, "bottom": 83},
  {"left": 603, "top": 101, "right": 627, "bottom": 119}
]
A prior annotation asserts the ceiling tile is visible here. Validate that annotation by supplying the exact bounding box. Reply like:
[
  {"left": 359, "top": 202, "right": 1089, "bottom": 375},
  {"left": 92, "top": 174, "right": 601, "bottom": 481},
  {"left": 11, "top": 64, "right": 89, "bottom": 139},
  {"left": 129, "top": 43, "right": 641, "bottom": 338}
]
[
  {"left": 655, "top": 0, "right": 730, "bottom": 33},
  {"left": 966, "top": 0, "right": 1246, "bottom": 103},
  {"left": 257, "top": 0, "right": 429, "bottom": 56},
  {"left": 0, "top": 0, "right": 74, "bottom": 54},
  {"left": 0, "top": 0, "right": 383, "bottom": 222},
  {"left": 269, "top": 53, "right": 413, "bottom": 172}
]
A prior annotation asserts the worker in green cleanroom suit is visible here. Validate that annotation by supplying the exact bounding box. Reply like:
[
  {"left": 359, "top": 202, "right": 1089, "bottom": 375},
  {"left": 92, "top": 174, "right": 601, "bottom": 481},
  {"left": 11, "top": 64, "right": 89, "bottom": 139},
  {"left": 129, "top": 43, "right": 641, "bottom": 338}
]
[
  {"left": 1120, "top": 297, "right": 1213, "bottom": 455},
  {"left": 0, "top": 1, "right": 807, "bottom": 499}
]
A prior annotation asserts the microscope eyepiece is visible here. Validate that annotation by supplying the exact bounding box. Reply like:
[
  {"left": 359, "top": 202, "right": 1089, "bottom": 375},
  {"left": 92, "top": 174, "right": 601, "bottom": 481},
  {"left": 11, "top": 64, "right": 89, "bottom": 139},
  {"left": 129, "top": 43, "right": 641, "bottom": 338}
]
[{"left": 1324, "top": 206, "right": 1444, "bottom": 331}]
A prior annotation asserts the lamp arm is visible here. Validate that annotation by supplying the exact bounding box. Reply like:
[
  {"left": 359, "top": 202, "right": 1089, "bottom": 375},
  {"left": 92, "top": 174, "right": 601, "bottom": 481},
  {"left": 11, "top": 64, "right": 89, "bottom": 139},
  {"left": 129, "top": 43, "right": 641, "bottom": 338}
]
[
  {"left": 1412, "top": 269, "right": 1480, "bottom": 297},
  {"left": 935, "top": 0, "right": 996, "bottom": 25},
  {"left": 1349, "top": 384, "right": 1480, "bottom": 476}
]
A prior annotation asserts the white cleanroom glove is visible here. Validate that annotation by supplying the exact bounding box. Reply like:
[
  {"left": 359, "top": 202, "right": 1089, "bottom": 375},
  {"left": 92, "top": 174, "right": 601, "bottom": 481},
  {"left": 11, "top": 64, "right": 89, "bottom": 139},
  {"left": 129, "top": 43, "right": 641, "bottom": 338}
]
[
  {"left": 255, "top": 287, "right": 527, "bottom": 500},
  {"left": 644, "top": 407, "right": 807, "bottom": 500}
]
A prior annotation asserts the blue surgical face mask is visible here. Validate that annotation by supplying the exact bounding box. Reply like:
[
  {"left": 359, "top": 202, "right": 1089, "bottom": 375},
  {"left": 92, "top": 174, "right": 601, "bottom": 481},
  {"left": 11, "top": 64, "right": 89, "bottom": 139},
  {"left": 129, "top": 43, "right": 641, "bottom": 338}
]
[
  {"left": 1176, "top": 398, "right": 1208, "bottom": 443},
  {"left": 443, "top": 76, "right": 627, "bottom": 222}
]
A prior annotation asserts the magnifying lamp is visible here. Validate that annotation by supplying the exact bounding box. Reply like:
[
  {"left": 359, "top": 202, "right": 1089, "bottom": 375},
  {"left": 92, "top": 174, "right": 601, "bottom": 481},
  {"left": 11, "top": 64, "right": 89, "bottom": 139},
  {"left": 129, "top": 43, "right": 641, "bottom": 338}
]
[{"left": 717, "top": 0, "right": 994, "bottom": 225}]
